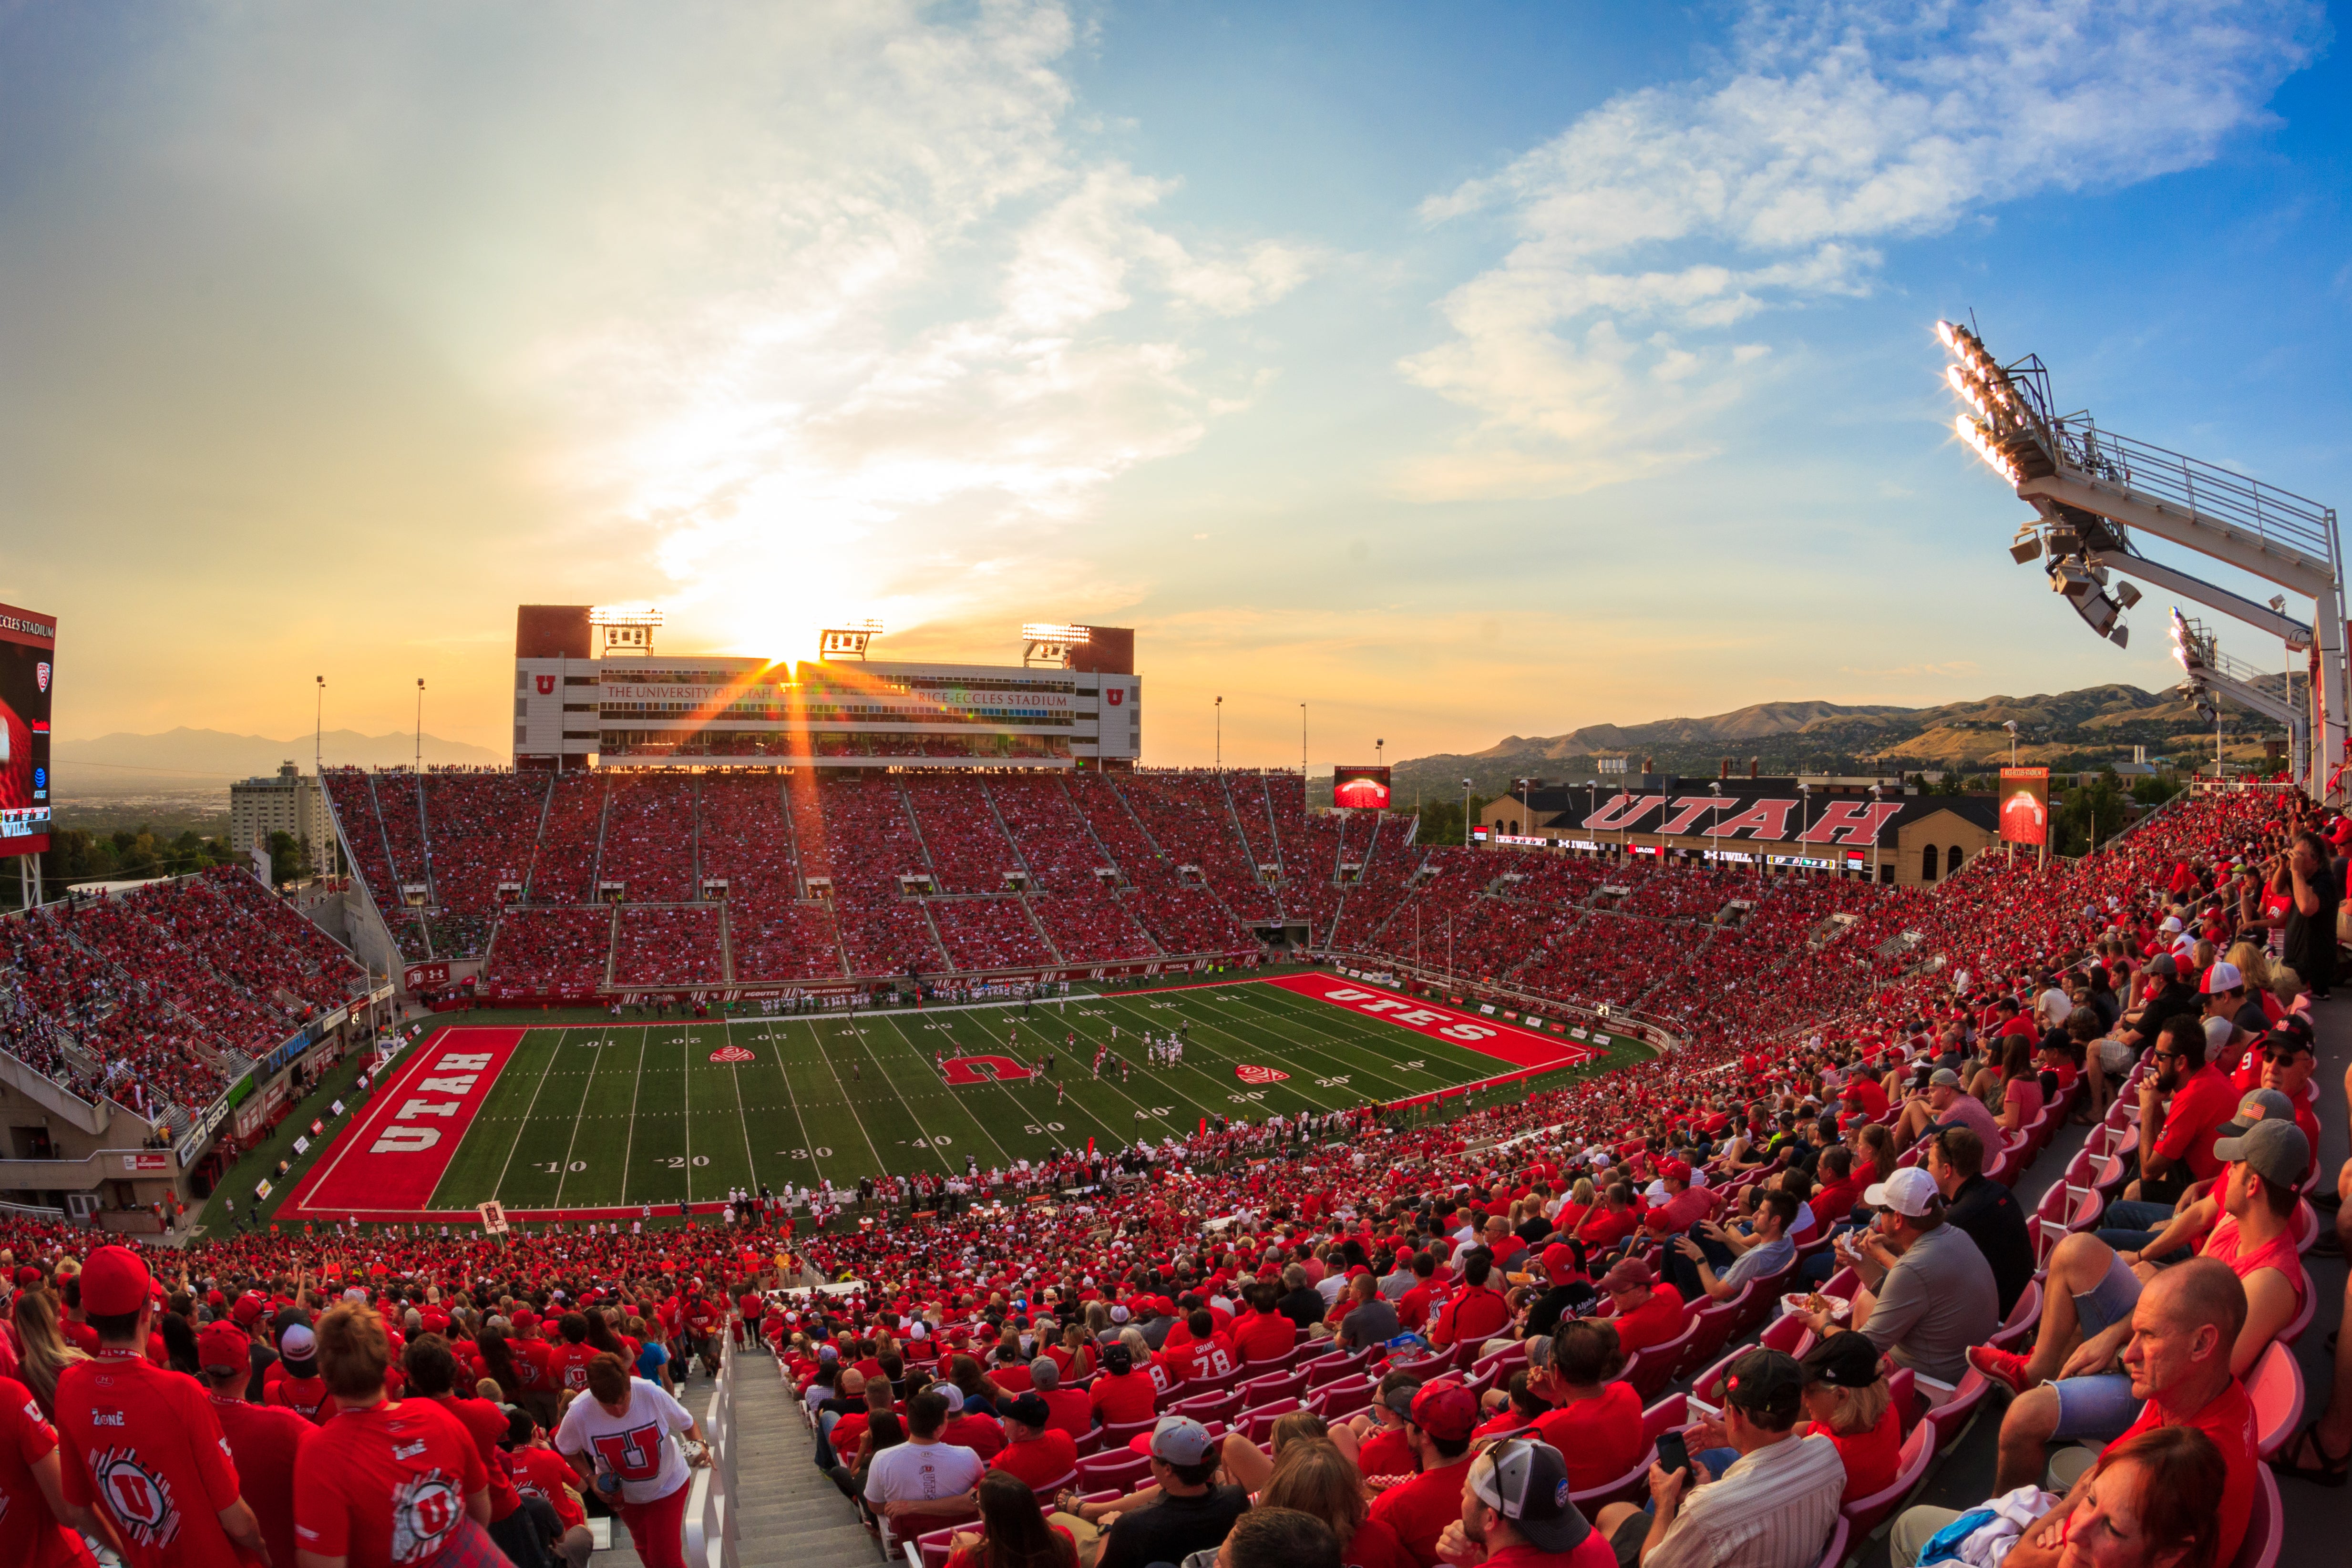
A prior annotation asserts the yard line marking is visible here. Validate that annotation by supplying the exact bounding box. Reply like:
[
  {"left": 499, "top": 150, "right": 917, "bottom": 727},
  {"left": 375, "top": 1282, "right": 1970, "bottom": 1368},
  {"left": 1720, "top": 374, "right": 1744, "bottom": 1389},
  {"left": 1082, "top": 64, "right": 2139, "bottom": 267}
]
[
  {"left": 489, "top": 1030, "right": 567, "bottom": 1203},
  {"left": 811, "top": 1021, "right": 889, "bottom": 1174},
  {"left": 842, "top": 1021, "right": 953, "bottom": 1174},
  {"left": 551, "top": 1030, "right": 605, "bottom": 1209},
  {"left": 618, "top": 1031, "right": 649, "bottom": 1206},
  {"left": 746, "top": 1026, "right": 822, "bottom": 1189},
  {"left": 877, "top": 1014, "right": 1018, "bottom": 1167},
  {"left": 681, "top": 1028, "right": 694, "bottom": 1204},
  {"left": 723, "top": 1020, "right": 761, "bottom": 1190}
]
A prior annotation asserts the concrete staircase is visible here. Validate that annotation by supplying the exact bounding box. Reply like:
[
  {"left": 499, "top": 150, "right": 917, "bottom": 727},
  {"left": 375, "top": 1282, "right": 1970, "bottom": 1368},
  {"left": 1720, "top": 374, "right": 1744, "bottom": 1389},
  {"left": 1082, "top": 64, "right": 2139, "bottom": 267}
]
[{"left": 726, "top": 1360, "right": 880, "bottom": 1568}]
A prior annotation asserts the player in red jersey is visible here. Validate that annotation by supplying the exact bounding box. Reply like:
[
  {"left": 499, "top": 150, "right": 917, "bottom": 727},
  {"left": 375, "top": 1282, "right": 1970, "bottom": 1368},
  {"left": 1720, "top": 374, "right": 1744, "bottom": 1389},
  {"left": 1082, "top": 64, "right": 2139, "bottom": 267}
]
[
  {"left": 292, "top": 1302, "right": 496, "bottom": 1568},
  {"left": 0, "top": 1370, "right": 111, "bottom": 1568},
  {"left": 195, "top": 1321, "right": 312, "bottom": 1568},
  {"left": 50, "top": 1247, "right": 268, "bottom": 1568}
]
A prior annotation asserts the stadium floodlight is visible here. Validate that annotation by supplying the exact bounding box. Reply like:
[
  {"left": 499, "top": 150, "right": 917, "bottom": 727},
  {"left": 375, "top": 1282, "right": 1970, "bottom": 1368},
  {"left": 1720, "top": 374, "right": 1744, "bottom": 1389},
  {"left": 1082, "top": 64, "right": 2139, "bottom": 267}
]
[
  {"left": 819, "top": 618, "right": 886, "bottom": 659},
  {"left": 1021, "top": 622, "right": 1092, "bottom": 667},
  {"left": 2113, "top": 581, "right": 2142, "bottom": 610}
]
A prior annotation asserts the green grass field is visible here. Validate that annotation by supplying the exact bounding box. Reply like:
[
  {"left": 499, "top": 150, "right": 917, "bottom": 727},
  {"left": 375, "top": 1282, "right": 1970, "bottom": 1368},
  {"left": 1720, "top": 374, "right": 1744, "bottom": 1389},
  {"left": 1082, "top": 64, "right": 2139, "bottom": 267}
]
[{"left": 334, "top": 980, "right": 1642, "bottom": 1215}]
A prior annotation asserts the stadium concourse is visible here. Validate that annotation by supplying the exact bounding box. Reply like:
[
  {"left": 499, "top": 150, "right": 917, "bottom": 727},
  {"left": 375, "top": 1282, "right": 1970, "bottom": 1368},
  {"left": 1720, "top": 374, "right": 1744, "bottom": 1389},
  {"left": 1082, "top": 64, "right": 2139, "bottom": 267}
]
[{"left": 0, "top": 783, "right": 2343, "bottom": 1568}]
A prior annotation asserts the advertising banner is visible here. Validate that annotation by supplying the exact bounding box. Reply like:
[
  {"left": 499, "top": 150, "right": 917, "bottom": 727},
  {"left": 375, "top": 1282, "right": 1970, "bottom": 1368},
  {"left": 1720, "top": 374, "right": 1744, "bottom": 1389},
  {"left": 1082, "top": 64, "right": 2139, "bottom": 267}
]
[
  {"left": 1999, "top": 767, "right": 2051, "bottom": 846},
  {"left": 1332, "top": 765, "right": 1392, "bottom": 810},
  {"left": 0, "top": 603, "right": 54, "bottom": 857}
]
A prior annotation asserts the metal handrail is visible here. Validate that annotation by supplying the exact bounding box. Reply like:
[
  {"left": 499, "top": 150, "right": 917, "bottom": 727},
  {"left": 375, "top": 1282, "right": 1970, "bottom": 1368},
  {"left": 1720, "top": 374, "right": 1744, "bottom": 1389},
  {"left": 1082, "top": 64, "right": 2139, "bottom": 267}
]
[{"left": 2053, "top": 420, "right": 2338, "bottom": 568}]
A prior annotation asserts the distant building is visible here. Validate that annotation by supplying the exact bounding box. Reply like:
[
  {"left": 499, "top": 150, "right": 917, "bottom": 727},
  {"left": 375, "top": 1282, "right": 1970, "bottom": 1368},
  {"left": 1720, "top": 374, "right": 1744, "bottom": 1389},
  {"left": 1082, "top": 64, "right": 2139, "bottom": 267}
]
[{"left": 229, "top": 761, "right": 338, "bottom": 876}]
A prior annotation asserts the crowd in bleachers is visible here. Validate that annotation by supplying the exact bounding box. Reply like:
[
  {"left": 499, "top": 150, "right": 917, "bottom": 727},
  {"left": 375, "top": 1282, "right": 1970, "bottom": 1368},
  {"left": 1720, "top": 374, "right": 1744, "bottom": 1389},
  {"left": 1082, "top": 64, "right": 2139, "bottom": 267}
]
[
  {"left": 418, "top": 772, "right": 546, "bottom": 958},
  {"left": 613, "top": 905, "right": 726, "bottom": 987},
  {"left": 0, "top": 867, "right": 367, "bottom": 1119},
  {"left": 0, "top": 785, "right": 2341, "bottom": 1568}
]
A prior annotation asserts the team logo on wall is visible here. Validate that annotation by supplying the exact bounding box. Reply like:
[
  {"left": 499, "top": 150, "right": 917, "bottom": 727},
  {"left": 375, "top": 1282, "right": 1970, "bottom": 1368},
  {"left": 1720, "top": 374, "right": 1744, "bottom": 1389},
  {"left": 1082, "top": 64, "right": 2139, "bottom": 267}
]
[
  {"left": 1107, "top": 688, "right": 1125, "bottom": 706},
  {"left": 536, "top": 675, "right": 556, "bottom": 695},
  {"left": 1234, "top": 1064, "right": 1288, "bottom": 1084},
  {"left": 710, "top": 1045, "right": 756, "bottom": 1063},
  {"left": 36, "top": 662, "right": 49, "bottom": 691}
]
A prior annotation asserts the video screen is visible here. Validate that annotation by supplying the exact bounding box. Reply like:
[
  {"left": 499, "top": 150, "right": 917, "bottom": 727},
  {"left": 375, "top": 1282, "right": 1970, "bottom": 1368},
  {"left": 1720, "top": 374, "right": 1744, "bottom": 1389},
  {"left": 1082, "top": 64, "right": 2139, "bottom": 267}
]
[
  {"left": 1999, "top": 766, "right": 2049, "bottom": 847},
  {"left": 0, "top": 604, "right": 54, "bottom": 858},
  {"left": 1332, "top": 765, "right": 1392, "bottom": 810}
]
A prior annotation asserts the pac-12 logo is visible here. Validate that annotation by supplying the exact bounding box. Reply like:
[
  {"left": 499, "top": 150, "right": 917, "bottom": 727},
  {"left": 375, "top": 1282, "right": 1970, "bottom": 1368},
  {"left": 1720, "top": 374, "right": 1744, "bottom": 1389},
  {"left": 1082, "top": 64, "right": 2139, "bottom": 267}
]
[
  {"left": 92, "top": 1449, "right": 181, "bottom": 1546},
  {"left": 390, "top": 1471, "right": 465, "bottom": 1563},
  {"left": 36, "top": 662, "right": 49, "bottom": 692}
]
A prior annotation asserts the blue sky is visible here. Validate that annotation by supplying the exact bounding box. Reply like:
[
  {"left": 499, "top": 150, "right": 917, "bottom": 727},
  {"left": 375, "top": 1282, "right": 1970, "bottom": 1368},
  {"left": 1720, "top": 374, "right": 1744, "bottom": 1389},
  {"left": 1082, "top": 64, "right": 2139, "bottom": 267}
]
[{"left": 0, "top": 1, "right": 2345, "bottom": 767}]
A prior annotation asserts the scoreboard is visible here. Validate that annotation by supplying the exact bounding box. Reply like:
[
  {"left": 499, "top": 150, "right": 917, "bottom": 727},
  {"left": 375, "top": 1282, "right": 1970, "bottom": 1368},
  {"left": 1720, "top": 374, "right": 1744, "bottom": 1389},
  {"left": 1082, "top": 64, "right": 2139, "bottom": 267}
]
[{"left": 0, "top": 603, "right": 53, "bottom": 857}]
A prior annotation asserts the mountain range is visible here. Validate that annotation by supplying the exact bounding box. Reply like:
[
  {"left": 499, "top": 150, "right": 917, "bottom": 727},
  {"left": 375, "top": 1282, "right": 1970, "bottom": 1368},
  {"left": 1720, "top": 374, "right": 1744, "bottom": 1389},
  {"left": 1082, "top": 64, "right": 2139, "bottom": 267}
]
[
  {"left": 1379, "top": 683, "right": 2273, "bottom": 803},
  {"left": 53, "top": 727, "right": 503, "bottom": 794}
]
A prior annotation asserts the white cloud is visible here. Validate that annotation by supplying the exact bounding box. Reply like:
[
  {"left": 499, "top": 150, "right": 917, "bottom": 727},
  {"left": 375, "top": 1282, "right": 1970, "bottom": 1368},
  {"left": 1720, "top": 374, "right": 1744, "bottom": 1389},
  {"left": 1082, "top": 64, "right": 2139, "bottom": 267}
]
[
  {"left": 1400, "top": 0, "right": 2322, "bottom": 499},
  {"left": 144, "top": 0, "right": 1313, "bottom": 655}
]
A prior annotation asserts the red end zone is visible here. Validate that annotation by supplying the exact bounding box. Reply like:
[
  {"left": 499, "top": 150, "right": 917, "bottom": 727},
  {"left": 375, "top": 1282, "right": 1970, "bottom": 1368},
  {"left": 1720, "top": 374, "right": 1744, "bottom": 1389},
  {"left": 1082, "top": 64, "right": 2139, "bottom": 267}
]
[
  {"left": 283, "top": 1026, "right": 522, "bottom": 1220},
  {"left": 1263, "top": 973, "right": 1606, "bottom": 1104}
]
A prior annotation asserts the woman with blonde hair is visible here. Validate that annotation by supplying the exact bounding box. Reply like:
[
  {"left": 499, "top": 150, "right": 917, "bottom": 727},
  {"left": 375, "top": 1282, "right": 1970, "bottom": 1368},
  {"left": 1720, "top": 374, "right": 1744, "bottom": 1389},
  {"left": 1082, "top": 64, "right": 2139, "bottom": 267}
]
[
  {"left": 2224, "top": 941, "right": 2284, "bottom": 1024},
  {"left": 1257, "top": 1438, "right": 1410, "bottom": 1568},
  {"left": 10, "top": 1286, "right": 87, "bottom": 1416}
]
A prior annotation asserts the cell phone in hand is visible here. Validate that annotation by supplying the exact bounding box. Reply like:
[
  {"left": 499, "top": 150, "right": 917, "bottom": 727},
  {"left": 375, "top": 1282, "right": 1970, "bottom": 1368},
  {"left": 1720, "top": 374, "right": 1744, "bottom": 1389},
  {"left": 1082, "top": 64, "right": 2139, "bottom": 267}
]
[{"left": 1655, "top": 1430, "right": 1692, "bottom": 1478}]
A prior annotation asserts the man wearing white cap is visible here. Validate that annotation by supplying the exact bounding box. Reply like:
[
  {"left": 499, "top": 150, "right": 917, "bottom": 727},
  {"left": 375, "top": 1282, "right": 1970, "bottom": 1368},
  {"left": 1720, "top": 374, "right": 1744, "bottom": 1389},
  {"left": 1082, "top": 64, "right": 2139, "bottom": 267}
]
[{"left": 1793, "top": 1166, "right": 1997, "bottom": 1384}]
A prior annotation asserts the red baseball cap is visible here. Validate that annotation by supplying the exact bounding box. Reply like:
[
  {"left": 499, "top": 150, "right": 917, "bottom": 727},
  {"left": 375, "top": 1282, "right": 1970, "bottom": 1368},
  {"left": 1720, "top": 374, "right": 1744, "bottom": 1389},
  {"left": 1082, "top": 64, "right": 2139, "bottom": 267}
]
[
  {"left": 1540, "top": 1243, "right": 1577, "bottom": 1280},
  {"left": 1659, "top": 1160, "right": 1693, "bottom": 1183},
  {"left": 197, "top": 1321, "right": 249, "bottom": 1373},
  {"left": 1408, "top": 1378, "right": 1478, "bottom": 1442},
  {"left": 232, "top": 1291, "right": 268, "bottom": 1326},
  {"left": 79, "top": 1246, "right": 152, "bottom": 1317}
]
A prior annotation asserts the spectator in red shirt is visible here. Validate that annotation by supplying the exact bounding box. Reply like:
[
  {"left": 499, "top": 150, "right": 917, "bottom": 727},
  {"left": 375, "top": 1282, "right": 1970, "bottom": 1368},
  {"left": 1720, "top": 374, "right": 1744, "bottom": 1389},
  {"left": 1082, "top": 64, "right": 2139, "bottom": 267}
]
[
  {"left": 293, "top": 1302, "right": 495, "bottom": 1568},
  {"left": 194, "top": 1319, "right": 310, "bottom": 1568},
  {"left": 1595, "top": 1257, "right": 1687, "bottom": 1357},
  {"left": 52, "top": 1246, "right": 268, "bottom": 1568},
  {"left": 937, "top": 1385, "right": 1007, "bottom": 1459},
  {"left": 1571, "top": 1186, "right": 1639, "bottom": 1256},
  {"left": 1426, "top": 1255, "right": 1511, "bottom": 1350},
  {"left": 0, "top": 1369, "right": 108, "bottom": 1568},
  {"left": 1026, "top": 1360, "right": 1091, "bottom": 1440},
  {"left": 1526, "top": 1322, "right": 1643, "bottom": 1492},
  {"left": 267, "top": 1322, "right": 333, "bottom": 1424},
  {"left": 1637, "top": 1161, "right": 1716, "bottom": 1240},
  {"left": 1086, "top": 1343, "right": 1158, "bottom": 1427},
  {"left": 546, "top": 1313, "right": 601, "bottom": 1396},
  {"left": 1366, "top": 1380, "right": 1480, "bottom": 1568},
  {"left": 986, "top": 1394, "right": 1078, "bottom": 1489},
  {"left": 2126, "top": 1015, "right": 2240, "bottom": 1205},
  {"left": 1229, "top": 1282, "right": 1296, "bottom": 1364}
]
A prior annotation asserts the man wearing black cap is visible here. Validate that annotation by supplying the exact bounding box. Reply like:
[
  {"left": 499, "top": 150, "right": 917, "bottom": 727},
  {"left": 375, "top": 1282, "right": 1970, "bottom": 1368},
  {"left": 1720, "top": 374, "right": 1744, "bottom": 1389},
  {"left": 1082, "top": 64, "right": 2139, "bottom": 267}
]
[
  {"left": 1592, "top": 1348, "right": 1842, "bottom": 1568},
  {"left": 987, "top": 1393, "right": 1078, "bottom": 1490},
  {"left": 1435, "top": 1434, "right": 1611, "bottom": 1568}
]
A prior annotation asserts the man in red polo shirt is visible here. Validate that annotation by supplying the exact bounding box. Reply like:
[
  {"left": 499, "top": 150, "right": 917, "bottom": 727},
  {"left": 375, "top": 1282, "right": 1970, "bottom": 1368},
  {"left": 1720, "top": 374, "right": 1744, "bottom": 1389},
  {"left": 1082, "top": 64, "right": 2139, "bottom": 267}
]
[
  {"left": 1638, "top": 1161, "right": 1717, "bottom": 1240},
  {"left": 51, "top": 1247, "right": 269, "bottom": 1568}
]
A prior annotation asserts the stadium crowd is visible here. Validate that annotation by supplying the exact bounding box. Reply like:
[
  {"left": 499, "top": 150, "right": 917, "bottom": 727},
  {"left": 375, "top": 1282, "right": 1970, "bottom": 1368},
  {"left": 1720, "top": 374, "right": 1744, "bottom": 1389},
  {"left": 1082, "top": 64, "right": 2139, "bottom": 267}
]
[
  {"left": 0, "top": 867, "right": 368, "bottom": 1121},
  {"left": 0, "top": 783, "right": 2342, "bottom": 1568}
]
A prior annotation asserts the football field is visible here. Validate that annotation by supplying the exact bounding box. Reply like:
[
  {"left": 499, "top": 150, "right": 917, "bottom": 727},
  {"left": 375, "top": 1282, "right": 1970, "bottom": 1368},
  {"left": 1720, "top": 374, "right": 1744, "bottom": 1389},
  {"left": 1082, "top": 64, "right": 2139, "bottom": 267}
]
[{"left": 281, "top": 975, "right": 1645, "bottom": 1222}]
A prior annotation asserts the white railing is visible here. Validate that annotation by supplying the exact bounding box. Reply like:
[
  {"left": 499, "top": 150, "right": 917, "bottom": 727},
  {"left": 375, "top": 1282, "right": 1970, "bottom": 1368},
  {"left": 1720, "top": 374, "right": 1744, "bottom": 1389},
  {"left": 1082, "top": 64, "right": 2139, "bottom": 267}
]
[{"left": 685, "top": 1339, "right": 740, "bottom": 1568}]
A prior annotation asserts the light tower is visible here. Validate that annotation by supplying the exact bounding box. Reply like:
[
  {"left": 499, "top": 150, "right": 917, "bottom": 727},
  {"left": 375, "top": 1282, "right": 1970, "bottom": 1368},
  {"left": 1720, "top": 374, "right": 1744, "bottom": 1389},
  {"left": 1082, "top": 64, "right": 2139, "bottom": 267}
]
[{"left": 1935, "top": 318, "right": 2344, "bottom": 800}]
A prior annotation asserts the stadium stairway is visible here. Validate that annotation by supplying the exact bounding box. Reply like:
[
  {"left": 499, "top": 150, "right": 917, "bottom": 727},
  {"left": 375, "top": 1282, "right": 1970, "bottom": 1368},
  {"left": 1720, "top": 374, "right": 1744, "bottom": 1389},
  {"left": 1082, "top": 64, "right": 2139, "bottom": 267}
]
[{"left": 727, "top": 1361, "right": 880, "bottom": 1568}]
